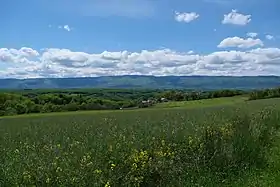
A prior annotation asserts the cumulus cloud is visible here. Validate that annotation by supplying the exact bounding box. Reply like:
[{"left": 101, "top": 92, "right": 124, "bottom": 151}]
[
  {"left": 222, "top": 9, "right": 251, "bottom": 25},
  {"left": 175, "top": 11, "right": 199, "bottom": 23},
  {"left": 218, "top": 36, "right": 264, "bottom": 48},
  {"left": 266, "top": 35, "right": 274, "bottom": 40},
  {"left": 0, "top": 47, "right": 39, "bottom": 64},
  {"left": 247, "top": 32, "right": 258, "bottom": 38},
  {"left": 1, "top": 46, "right": 280, "bottom": 78}
]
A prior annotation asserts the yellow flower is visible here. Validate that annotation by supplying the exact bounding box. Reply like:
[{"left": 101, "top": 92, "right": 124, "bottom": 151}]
[
  {"left": 105, "top": 181, "right": 111, "bottom": 187},
  {"left": 110, "top": 163, "right": 116, "bottom": 170}
]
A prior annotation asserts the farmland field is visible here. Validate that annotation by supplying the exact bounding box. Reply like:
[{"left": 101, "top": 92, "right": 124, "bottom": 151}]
[{"left": 1, "top": 98, "right": 280, "bottom": 186}]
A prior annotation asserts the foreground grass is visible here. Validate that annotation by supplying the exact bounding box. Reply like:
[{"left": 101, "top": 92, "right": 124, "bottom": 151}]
[
  {"left": 231, "top": 131, "right": 280, "bottom": 187},
  {"left": 154, "top": 96, "right": 247, "bottom": 109},
  {"left": 1, "top": 98, "right": 280, "bottom": 186}
]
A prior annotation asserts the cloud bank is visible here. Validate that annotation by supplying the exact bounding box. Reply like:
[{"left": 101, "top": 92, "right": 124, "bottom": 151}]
[{"left": 1, "top": 46, "right": 280, "bottom": 78}]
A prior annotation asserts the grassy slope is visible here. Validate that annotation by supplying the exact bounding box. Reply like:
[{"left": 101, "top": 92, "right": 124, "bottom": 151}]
[
  {"left": 0, "top": 96, "right": 247, "bottom": 119},
  {"left": 154, "top": 96, "right": 247, "bottom": 109}
]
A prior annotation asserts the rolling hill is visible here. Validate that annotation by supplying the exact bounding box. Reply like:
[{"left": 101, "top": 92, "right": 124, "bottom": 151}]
[{"left": 0, "top": 75, "right": 279, "bottom": 90}]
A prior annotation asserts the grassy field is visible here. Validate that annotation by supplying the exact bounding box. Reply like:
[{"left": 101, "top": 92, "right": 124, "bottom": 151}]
[
  {"left": 154, "top": 96, "right": 248, "bottom": 109},
  {"left": 1, "top": 98, "right": 280, "bottom": 186},
  {"left": 0, "top": 96, "right": 246, "bottom": 119}
]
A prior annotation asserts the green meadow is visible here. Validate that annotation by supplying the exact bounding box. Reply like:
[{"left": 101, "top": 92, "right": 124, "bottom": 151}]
[{"left": 1, "top": 98, "right": 280, "bottom": 186}]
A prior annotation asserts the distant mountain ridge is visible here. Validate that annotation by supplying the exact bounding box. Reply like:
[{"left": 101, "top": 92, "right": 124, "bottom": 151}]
[{"left": 0, "top": 75, "right": 280, "bottom": 90}]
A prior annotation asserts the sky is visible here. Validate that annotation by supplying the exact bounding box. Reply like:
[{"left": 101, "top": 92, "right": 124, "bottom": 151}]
[{"left": 0, "top": 0, "right": 280, "bottom": 78}]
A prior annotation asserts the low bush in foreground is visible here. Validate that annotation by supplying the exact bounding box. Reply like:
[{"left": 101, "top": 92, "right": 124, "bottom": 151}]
[{"left": 0, "top": 100, "right": 280, "bottom": 186}]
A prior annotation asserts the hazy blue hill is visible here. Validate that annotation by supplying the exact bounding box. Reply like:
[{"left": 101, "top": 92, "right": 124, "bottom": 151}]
[{"left": 0, "top": 75, "right": 279, "bottom": 90}]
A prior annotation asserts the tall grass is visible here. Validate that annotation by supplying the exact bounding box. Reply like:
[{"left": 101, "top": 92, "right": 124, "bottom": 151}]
[{"left": 0, "top": 99, "right": 280, "bottom": 186}]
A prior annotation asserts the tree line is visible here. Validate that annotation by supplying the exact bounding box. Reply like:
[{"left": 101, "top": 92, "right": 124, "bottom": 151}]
[
  {"left": 248, "top": 87, "right": 280, "bottom": 100},
  {"left": 0, "top": 89, "right": 245, "bottom": 116},
  {"left": 158, "top": 89, "right": 244, "bottom": 102}
]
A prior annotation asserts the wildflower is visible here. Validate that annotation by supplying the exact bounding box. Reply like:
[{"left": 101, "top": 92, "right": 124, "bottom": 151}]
[
  {"left": 132, "top": 163, "right": 137, "bottom": 169},
  {"left": 52, "top": 162, "right": 57, "bottom": 167},
  {"left": 86, "top": 153, "right": 91, "bottom": 159},
  {"left": 161, "top": 140, "right": 165, "bottom": 146},
  {"left": 22, "top": 171, "right": 31, "bottom": 181},
  {"left": 86, "top": 162, "right": 93, "bottom": 167},
  {"left": 105, "top": 181, "right": 111, "bottom": 187},
  {"left": 188, "top": 136, "right": 193, "bottom": 145},
  {"left": 135, "top": 176, "right": 144, "bottom": 182},
  {"left": 72, "top": 177, "right": 78, "bottom": 183},
  {"left": 156, "top": 150, "right": 164, "bottom": 157},
  {"left": 56, "top": 167, "right": 62, "bottom": 172},
  {"left": 110, "top": 163, "right": 116, "bottom": 170},
  {"left": 94, "top": 169, "right": 102, "bottom": 174}
]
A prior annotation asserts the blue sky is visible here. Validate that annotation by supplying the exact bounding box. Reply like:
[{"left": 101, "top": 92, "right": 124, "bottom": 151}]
[{"left": 0, "top": 0, "right": 280, "bottom": 78}]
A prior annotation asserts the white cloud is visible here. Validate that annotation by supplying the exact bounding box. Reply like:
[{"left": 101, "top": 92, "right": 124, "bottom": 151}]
[
  {"left": 222, "top": 9, "right": 251, "bottom": 25},
  {"left": 218, "top": 36, "right": 264, "bottom": 48},
  {"left": 0, "top": 47, "right": 39, "bottom": 64},
  {"left": 175, "top": 11, "right": 199, "bottom": 23},
  {"left": 1, "top": 46, "right": 280, "bottom": 78},
  {"left": 247, "top": 32, "right": 258, "bottom": 38},
  {"left": 58, "top": 25, "right": 72, "bottom": 31},
  {"left": 265, "top": 35, "right": 274, "bottom": 40},
  {"left": 63, "top": 25, "right": 71, "bottom": 32}
]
